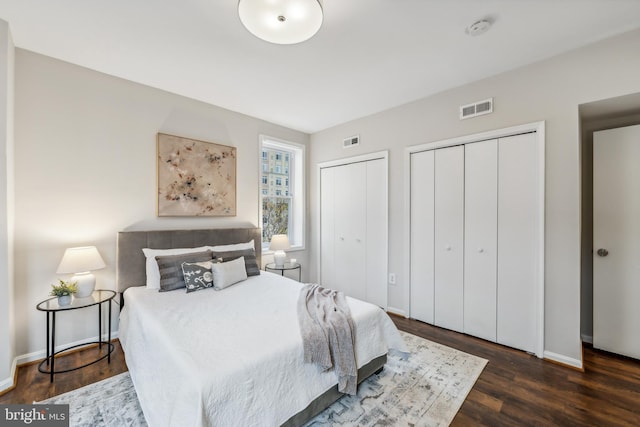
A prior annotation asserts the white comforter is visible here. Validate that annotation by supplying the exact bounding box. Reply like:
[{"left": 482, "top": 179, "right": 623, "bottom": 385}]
[{"left": 119, "top": 272, "right": 407, "bottom": 427}]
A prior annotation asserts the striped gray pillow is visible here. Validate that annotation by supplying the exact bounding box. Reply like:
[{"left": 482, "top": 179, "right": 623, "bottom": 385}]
[
  {"left": 211, "top": 248, "right": 260, "bottom": 276},
  {"left": 156, "top": 250, "right": 213, "bottom": 292}
]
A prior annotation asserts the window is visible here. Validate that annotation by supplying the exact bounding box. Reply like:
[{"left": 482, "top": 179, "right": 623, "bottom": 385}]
[
  {"left": 262, "top": 176, "right": 268, "bottom": 184},
  {"left": 260, "top": 136, "right": 305, "bottom": 251},
  {"left": 262, "top": 151, "right": 267, "bottom": 159},
  {"left": 262, "top": 163, "right": 268, "bottom": 172}
]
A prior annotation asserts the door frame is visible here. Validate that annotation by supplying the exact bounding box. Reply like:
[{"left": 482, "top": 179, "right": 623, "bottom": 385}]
[
  {"left": 317, "top": 150, "right": 389, "bottom": 309},
  {"left": 404, "top": 121, "right": 545, "bottom": 358}
]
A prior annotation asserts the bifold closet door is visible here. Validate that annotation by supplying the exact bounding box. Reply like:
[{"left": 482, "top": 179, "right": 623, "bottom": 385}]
[
  {"left": 321, "top": 157, "right": 388, "bottom": 309},
  {"left": 365, "top": 159, "right": 387, "bottom": 308},
  {"left": 333, "top": 162, "right": 367, "bottom": 301},
  {"left": 320, "top": 167, "right": 336, "bottom": 288},
  {"left": 464, "top": 140, "right": 498, "bottom": 342},
  {"left": 410, "top": 150, "right": 435, "bottom": 324},
  {"left": 434, "top": 146, "right": 464, "bottom": 332},
  {"left": 497, "top": 133, "right": 539, "bottom": 354}
]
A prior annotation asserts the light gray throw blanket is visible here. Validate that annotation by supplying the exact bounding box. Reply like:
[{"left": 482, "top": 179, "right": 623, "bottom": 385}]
[{"left": 297, "top": 284, "right": 358, "bottom": 395}]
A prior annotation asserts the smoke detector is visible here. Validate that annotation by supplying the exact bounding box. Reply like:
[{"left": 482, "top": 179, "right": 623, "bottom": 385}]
[{"left": 466, "top": 19, "right": 492, "bottom": 36}]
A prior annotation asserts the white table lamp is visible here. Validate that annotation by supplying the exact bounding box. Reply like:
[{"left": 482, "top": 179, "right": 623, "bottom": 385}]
[
  {"left": 56, "top": 246, "right": 106, "bottom": 298},
  {"left": 269, "top": 234, "right": 291, "bottom": 267}
]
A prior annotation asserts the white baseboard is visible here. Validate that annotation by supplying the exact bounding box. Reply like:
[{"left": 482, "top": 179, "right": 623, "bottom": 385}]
[
  {"left": 387, "top": 307, "right": 408, "bottom": 318},
  {"left": 581, "top": 334, "right": 593, "bottom": 344},
  {"left": 543, "top": 350, "right": 583, "bottom": 370},
  {"left": 0, "top": 331, "right": 119, "bottom": 393},
  {"left": 0, "top": 358, "right": 17, "bottom": 393}
]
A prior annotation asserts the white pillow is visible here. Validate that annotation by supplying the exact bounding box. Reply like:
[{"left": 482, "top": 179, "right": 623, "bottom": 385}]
[
  {"left": 142, "top": 246, "right": 209, "bottom": 289},
  {"left": 212, "top": 256, "right": 248, "bottom": 290},
  {"left": 207, "top": 239, "right": 255, "bottom": 252}
]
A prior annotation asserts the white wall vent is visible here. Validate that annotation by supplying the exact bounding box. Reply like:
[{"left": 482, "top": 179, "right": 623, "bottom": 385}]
[
  {"left": 459, "top": 98, "right": 493, "bottom": 120},
  {"left": 343, "top": 135, "right": 360, "bottom": 148}
]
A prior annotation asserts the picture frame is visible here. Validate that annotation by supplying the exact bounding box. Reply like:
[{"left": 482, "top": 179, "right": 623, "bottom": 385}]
[{"left": 157, "top": 133, "right": 237, "bottom": 217}]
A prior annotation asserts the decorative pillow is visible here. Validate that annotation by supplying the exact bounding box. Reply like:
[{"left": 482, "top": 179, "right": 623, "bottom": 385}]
[
  {"left": 212, "top": 256, "right": 248, "bottom": 290},
  {"left": 155, "top": 251, "right": 213, "bottom": 292},
  {"left": 142, "top": 246, "right": 209, "bottom": 289},
  {"left": 211, "top": 248, "right": 260, "bottom": 276},
  {"left": 182, "top": 261, "right": 214, "bottom": 293}
]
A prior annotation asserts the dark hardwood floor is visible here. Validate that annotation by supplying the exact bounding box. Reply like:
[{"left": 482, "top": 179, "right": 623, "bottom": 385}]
[
  {"left": 0, "top": 340, "right": 127, "bottom": 404},
  {"left": 2, "top": 320, "right": 639, "bottom": 426},
  {"left": 392, "top": 316, "right": 640, "bottom": 427}
]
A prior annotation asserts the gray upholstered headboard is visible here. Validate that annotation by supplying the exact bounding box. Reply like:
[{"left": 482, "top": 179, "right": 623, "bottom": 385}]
[{"left": 116, "top": 227, "right": 262, "bottom": 295}]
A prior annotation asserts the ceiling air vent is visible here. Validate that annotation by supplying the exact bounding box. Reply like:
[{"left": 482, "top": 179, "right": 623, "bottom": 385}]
[
  {"left": 460, "top": 98, "right": 493, "bottom": 120},
  {"left": 343, "top": 135, "right": 360, "bottom": 148}
]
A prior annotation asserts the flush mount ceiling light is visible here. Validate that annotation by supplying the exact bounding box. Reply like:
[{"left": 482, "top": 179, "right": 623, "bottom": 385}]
[{"left": 238, "top": 0, "right": 323, "bottom": 45}]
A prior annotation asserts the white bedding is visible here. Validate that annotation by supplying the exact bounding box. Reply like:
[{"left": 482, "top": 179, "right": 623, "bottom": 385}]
[{"left": 119, "top": 271, "right": 407, "bottom": 427}]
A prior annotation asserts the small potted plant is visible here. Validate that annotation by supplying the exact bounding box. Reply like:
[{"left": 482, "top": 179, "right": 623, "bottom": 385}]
[{"left": 50, "top": 280, "right": 78, "bottom": 306}]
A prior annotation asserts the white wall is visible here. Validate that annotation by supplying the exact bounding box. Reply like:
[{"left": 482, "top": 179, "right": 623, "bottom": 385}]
[
  {"left": 12, "top": 50, "right": 310, "bottom": 360},
  {"left": 310, "top": 29, "right": 640, "bottom": 365},
  {"left": 0, "top": 19, "right": 15, "bottom": 390}
]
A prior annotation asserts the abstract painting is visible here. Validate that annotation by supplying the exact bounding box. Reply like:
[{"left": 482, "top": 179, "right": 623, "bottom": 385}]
[{"left": 157, "top": 133, "right": 236, "bottom": 216}]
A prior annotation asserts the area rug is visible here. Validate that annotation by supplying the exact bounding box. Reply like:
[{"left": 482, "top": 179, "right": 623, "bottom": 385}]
[{"left": 40, "top": 331, "right": 487, "bottom": 426}]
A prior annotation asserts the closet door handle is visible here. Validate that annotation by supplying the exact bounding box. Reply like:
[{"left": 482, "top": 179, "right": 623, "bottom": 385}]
[
  {"left": 445, "top": 245, "right": 452, "bottom": 251},
  {"left": 356, "top": 238, "right": 362, "bottom": 243},
  {"left": 478, "top": 248, "right": 484, "bottom": 253}
]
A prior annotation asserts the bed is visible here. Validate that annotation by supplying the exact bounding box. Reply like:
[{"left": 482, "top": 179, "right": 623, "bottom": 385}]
[{"left": 117, "top": 228, "right": 407, "bottom": 426}]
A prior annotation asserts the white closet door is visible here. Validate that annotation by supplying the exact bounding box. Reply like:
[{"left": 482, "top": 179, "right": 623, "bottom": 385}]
[
  {"left": 320, "top": 167, "right": 336, "bottom": 288},
  {"left": 365, "top": 158, "right": 388, "bottom": 309},
  {"left": 497, "top": 133, "right": 539, "bottom": 353},
  {"left": 434, "top": 146, "right": 464, "bottom": 332},
  {"left": 333, "top": 162, "right": 367, "bottom": 300},
  {"left": 410, "top": 150, "right": 435, "bottom": 324},
  {"left": 464, "top": 140, "right": 498, "bottom": 342}
]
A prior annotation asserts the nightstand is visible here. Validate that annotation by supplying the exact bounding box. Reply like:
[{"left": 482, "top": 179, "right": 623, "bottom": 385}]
[
  {"left": 265, "top": 262, "right": 302, "bottom": 282},
  {"left": 36, "top": 289, "right": 116, "bottom": 382}
]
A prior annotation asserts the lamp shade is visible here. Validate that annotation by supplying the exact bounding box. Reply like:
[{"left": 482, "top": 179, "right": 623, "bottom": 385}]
[
  {"left": 269, "top": 234, "right": 291, "bottom": 251},
  {"left": 56, "top": 246, "right": 106, "bottom": 298},
  {"left": 56, "top": 246, "right": 106, "bottom": 274},
  {"left": 238, "top": 0, "right": 323, "bottom": 45}
]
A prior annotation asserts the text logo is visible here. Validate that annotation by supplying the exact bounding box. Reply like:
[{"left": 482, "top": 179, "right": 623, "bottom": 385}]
[{"left": 1, "top": 404, "right": 69, "bottom": 426}]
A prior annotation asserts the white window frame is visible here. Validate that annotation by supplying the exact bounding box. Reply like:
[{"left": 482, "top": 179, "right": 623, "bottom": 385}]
[{"left": 259, "top": 135, "right": 305, "bottom": 252}]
